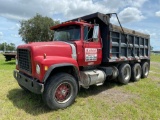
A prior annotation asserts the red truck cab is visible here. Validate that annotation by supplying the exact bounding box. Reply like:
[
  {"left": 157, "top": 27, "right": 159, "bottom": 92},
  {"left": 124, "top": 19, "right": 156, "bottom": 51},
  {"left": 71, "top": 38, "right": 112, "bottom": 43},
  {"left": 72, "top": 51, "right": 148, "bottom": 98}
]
[
  {"left": 51, "top": 21, "right": 102, "bottom": 66},
  {"left": 15, "top": 20, "right": 102, "bottom": 81}
]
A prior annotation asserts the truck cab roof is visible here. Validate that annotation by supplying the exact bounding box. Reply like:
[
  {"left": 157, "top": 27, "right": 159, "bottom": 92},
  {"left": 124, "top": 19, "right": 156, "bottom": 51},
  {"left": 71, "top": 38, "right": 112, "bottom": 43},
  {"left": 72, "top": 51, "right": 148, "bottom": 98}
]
[{"left": 50, "top": 21, "right": 92, "bottom": 30}]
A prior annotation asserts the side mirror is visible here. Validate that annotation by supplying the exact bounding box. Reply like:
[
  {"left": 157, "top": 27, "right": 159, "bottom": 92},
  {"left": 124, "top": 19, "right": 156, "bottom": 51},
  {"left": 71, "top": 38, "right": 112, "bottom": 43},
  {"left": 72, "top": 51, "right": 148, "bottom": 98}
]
[{"left": 92, "top": 25, "right": 99, "bottom": 39}]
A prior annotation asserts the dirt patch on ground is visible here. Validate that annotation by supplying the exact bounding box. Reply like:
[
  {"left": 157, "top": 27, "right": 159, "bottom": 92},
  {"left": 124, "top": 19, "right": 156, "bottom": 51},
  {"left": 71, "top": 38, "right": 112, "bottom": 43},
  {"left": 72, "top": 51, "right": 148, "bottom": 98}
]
[
  {"left": 150, "top": 62, "right": 160, "bottom": 71},
  {"left": 149, "top": 62, "right": 160, "bottom": 81},
  {"left": 158, "top": 82, "right": 160, "bottom": 87},
  {"left": 95, "top": 87, "right": 139, "bottom": 104},
  {"left": 80, "top": 82, "right": 139, "bottom": 105},
  {"left": 151, "top": 62, "right": 160, "bottom": 70},
  {"left": 148, "top": 74, "right": 160, "bottom": 81}
]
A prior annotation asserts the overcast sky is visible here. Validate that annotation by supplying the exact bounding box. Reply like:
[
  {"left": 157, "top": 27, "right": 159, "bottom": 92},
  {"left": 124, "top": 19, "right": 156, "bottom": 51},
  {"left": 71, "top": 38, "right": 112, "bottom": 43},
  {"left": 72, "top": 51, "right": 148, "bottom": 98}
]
[{"left": 0, "top": 0, "right": 160, "bottom": 50}]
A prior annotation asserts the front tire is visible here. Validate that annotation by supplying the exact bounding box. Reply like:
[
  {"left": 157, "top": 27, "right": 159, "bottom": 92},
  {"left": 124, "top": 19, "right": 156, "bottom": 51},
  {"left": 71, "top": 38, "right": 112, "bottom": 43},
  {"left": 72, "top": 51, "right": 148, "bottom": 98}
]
[
  {"left": 118, "top": 63, "right": 131, "bottom": 84},
  {"left": 42, "top": 73, "right": 78, "bottom": 110}
]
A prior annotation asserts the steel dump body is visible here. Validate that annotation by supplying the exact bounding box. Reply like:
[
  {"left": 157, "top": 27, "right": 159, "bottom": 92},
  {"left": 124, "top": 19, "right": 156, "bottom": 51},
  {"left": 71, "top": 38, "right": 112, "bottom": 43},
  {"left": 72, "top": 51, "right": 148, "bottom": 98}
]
[
  {"left": 108, "top": 24, "right": 150, "bottom": 63},
  {"left": 71, "top": 12, "right": 150, "bottom": 63}
]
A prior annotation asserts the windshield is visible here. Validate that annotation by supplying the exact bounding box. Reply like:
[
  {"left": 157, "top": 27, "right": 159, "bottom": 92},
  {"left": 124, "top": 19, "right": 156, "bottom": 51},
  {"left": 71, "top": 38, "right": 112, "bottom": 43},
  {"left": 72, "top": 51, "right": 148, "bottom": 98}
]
[{"left": 53, "top": 25, "right": 80, "bottom": 41}]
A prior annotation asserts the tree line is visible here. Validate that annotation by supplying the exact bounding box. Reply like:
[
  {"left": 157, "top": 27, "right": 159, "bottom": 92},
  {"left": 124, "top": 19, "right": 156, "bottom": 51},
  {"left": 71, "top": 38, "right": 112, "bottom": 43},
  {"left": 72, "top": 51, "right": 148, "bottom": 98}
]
[{"left": 0, "top": 43, "right": 16, "bottom": 51}]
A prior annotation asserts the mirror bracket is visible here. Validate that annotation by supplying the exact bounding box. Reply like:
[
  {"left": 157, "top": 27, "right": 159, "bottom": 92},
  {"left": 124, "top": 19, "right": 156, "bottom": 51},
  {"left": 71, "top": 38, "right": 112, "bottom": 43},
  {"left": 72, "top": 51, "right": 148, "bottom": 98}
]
[{"left": 92, "top": 25, "right": 99, "bottom": 40}]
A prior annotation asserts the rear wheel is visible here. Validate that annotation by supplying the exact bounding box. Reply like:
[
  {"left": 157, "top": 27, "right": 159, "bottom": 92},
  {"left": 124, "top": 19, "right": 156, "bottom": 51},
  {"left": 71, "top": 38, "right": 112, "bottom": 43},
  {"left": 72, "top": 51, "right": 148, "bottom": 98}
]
[
  {"left": 118, "top": 63, "right": 131, "bottom": 84},
  {"left": 141, "top": 62, "right": 149, "bottom": 78},
  {"left": 131, "top": 63, "right": 141, "bottom": 81},
  {"left": 42, "top": 73, "right": 78, "bottom": 110}
]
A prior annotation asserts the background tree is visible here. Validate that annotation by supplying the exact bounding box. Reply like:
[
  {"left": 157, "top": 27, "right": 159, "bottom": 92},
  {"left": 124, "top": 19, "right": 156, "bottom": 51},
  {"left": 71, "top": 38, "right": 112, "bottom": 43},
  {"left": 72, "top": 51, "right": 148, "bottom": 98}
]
[{"left": 19, "top": 14, "right": 60, "bottom": 43}]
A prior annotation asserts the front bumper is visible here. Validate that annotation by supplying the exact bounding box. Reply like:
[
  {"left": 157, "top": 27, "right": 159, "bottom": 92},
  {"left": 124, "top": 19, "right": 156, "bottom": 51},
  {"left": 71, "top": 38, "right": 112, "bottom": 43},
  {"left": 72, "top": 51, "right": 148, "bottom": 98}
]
[{"left": 13, "top": 70, "right": 44, "bottom": 94}]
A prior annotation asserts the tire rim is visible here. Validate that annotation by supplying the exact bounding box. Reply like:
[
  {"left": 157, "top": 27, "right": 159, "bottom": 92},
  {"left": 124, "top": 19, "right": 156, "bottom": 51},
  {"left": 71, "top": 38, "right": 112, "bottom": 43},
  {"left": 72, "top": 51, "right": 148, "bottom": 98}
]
[
  {"left": 135, "top": 66, "right": 141, "bottom": 79},
  {"left": 144, "top": 64, "right": 149, "bottom": 76},
  {"left": 124, "top": 67, "right": 130, "bottom": 81},
  {"left": 54, "top": 82, "right": 73, "bottom": 104}
]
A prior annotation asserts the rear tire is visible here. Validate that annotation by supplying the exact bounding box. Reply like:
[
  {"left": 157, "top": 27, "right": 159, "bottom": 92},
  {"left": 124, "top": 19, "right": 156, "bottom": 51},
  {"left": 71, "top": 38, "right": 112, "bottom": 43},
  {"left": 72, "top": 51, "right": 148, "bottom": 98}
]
[
  {"left": 131, "top": 63, "right": 141, "bottom": 81},
  {"left": 118, "top": 63, "right": 131, "bottom": 84},
  {"left": 42, "top": 73, "right": 78, "bottom": 110},
  {"left": 141, "top": 62, "right": 149, "bottom": 78}
]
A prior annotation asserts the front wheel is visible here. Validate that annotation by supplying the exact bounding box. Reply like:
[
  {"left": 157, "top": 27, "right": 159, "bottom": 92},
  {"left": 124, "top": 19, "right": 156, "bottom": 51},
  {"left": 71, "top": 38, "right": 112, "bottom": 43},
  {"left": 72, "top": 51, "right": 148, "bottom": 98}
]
[{"left": 42, "top": 73, "right": 78, "bottom": 110}]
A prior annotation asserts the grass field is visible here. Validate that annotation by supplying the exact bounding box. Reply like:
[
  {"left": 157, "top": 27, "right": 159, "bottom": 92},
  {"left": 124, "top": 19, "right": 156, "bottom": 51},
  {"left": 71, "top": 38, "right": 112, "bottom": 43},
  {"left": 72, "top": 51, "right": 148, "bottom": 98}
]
[{"left": 0, "top": 54, "right": 160, "bottom": 120}]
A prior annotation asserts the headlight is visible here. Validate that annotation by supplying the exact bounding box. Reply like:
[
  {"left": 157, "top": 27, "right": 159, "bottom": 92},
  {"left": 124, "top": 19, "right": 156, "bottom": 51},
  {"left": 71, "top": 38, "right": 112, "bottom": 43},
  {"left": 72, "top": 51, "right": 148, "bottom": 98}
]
[{"left": 36, "top": 64, "right": 41, "bottom": 74}]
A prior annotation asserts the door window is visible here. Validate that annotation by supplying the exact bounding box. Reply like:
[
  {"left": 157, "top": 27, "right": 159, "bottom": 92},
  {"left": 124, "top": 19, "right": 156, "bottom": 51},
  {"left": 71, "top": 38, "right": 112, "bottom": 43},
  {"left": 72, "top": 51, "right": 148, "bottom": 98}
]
[{"left": 83, "top": 26, "right": 93, "bottom": 42}]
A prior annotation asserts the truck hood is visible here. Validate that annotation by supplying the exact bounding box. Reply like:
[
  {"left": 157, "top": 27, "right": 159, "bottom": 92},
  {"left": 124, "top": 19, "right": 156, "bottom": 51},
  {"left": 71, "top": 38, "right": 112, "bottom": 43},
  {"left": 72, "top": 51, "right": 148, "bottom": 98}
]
[{"left": 17, "top": 41, "right": 74, "bottom": 58}]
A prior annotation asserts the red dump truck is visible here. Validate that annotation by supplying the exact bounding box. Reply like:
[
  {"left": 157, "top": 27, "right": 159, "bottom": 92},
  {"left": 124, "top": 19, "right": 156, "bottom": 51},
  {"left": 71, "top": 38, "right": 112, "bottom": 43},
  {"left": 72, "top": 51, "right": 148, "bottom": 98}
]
[{"left": 14, "top": 12, "right": 150, "bottom": 110}]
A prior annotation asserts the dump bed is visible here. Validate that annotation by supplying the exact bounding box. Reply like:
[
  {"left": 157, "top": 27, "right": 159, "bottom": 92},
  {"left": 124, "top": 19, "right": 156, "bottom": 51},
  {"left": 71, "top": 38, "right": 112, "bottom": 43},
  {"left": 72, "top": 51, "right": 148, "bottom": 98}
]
[
  {"left": 71, "top": 12, "right": 150, "bottom": 63},
  {"left": 108, "top": 24, "right": 150, "bottom": 63}
]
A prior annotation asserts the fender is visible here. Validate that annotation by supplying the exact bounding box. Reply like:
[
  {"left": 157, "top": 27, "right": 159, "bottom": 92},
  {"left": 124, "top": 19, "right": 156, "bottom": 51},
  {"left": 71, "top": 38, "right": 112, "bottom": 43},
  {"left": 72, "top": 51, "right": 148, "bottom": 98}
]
[{"left": 43, "top": 63, "right": 80, "bottom": 83}]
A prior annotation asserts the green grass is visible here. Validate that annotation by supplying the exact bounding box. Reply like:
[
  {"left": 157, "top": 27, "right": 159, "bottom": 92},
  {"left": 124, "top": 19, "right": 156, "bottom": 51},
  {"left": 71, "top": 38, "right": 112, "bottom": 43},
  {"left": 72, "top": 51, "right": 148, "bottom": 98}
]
[
  {"left": 151, "top": 53, "right": 160, "bottom": 62},
  {"left": 0, "top": 53, "right": 160, "bottom": 120}
]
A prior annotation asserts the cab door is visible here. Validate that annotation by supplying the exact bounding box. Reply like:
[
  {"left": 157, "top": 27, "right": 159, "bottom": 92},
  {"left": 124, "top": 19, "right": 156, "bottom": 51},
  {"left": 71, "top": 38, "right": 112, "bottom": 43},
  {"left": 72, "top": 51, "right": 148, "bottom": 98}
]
[{"left": 82, "top": 25, "right": 102, "bottom": 66}]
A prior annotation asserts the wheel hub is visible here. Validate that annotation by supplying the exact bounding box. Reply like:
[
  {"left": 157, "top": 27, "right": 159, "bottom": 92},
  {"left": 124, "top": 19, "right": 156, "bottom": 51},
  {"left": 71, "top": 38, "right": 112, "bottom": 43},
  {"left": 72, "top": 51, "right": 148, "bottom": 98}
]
[
  {"left": 55, "top": 83, "right": 71, "bottom": 103},
  {"left": 61, "top": 89, "right": 67, "bottom": 95},
  {"left": 124, "top": 67, "right": 129, "bottom": 80}
]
